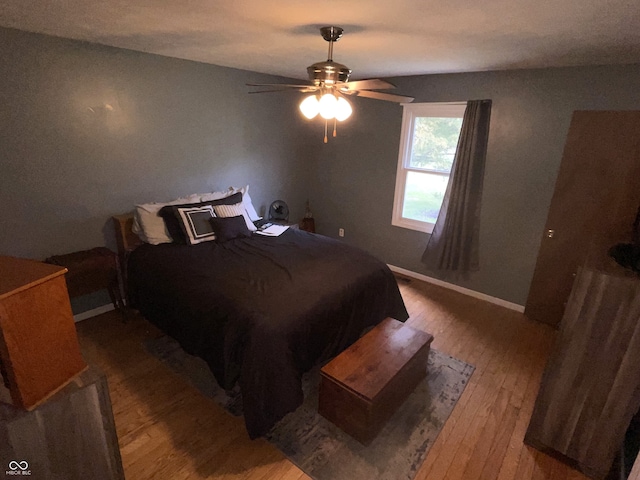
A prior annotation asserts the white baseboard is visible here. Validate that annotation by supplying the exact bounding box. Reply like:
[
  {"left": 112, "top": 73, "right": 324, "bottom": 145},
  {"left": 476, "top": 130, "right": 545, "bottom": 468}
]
[
  {"left": 387, "top": 264, "right": 525, "bottom": 313},
  {"left": 73, "top": 304, "right": 115, "bottom": 322}
]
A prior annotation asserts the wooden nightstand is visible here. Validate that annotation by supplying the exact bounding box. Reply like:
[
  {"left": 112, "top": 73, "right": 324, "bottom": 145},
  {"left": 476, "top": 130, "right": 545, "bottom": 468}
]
[{"left": 45, "top": 247, "right": 125, "bottom": 319}]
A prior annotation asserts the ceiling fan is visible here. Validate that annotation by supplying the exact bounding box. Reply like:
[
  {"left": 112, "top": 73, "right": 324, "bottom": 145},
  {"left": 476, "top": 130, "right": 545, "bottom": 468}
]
[{"left": 248, "top": 26, "right": 414, "bottom": 143}]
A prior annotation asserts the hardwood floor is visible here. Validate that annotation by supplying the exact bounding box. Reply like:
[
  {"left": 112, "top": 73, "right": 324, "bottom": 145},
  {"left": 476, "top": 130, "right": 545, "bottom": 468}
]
[{"left": 75, "top": 275, "right": 591, "bottom": 480}]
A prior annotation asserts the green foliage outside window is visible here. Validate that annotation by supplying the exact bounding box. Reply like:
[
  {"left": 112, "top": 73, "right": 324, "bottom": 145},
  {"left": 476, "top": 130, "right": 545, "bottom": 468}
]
[
  {"left": 401, "top": 116, "right": 463, "bottom": 224},
  {"left": 402, "top": 171, "right": 448, "bottom": 224},
  {"left": 409, "top": 117, "right": 463, "bottom": 172}
]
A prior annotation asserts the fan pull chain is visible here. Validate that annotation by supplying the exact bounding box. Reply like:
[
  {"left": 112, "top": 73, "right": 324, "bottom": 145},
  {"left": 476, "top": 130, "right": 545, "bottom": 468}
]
[
  {"left": 324, "top": 120, "right": 328, "bottom": 143},
  {"left": 333, "top": 118, "right": 337, "bottom": 137}
]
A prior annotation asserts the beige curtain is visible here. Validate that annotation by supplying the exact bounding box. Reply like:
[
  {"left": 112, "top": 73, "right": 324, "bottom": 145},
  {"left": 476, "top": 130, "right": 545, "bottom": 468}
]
[{"left": 421, "top": 99, "right": 492, "bottom": 274}]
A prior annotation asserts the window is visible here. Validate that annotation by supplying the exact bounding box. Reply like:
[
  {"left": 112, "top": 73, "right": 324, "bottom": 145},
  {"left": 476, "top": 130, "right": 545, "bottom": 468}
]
[{"left": 392, "top": 102, "right": 466, "bottom": 233}]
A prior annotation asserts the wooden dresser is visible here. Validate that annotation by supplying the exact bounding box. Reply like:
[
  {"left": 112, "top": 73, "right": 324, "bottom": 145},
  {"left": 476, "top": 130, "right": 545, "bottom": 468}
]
[
  {"left": 0, "top": 255, "right": 87, "bottom": 410},
  {"left": 525, "top": 261, "right": 640, "bottom": 479}
]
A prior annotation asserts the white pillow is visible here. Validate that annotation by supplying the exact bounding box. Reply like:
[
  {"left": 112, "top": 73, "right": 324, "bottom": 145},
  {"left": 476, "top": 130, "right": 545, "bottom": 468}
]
[
  {"left": 199, "top": 188, "right": 236, "bottom": 203},
  {"left": 213, "top": 203, "right": 257, "bottom": 232},
  {"left": 230, "top": 185, "right": 261, "bottom": 222},
  {"left": 133, "top": 194, "right": 201, "bottom": 245}
]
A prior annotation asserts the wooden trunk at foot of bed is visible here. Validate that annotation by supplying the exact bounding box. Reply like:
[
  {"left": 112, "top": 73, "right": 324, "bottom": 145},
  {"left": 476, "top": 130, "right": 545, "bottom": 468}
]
[{"left": 318, "top": 318, "right": 433, "bottom": 445}]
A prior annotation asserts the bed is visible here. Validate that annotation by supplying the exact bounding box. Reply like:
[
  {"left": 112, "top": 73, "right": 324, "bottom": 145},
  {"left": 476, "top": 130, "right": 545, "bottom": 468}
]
[{"left": 114, "top": 195, "right": 408, "bottom": 439}]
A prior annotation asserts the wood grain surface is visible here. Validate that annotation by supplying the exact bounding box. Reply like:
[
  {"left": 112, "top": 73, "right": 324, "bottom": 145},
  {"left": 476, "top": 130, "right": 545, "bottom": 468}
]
[
  {"left": 0, "top": 365, "right": 124, "bottom": 480},
  {"left": 319, "top": 317, "right": 433, "bottom": 443},
  {"left": 75, "top": 274, "right": 596, "bottom": 480},
  {"left": 525, "top": 266, "right": 640, "bottom": 479},
  {"left": 0, "top": 256, "right": 87, "bottom": 409}
]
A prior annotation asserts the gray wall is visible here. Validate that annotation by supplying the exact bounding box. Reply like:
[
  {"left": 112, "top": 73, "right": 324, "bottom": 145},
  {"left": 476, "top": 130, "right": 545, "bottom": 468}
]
[
  {"left": 310, "top": 64, "right": 640, "bottom": 306},
  {"left": 3, "top": 25, "right": 640, "bottom": 310},
  {"left": 0, "top": 27, "right": 318, "bottom": 260}
]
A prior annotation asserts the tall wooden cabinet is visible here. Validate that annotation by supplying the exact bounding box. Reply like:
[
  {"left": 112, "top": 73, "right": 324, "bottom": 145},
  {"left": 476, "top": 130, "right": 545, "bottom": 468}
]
[
  {"left": 0, "top": 255, "right": 87, "bottom": 409},
  {"left": 525, "top": 262, "right": 640, "bottom": 479}
]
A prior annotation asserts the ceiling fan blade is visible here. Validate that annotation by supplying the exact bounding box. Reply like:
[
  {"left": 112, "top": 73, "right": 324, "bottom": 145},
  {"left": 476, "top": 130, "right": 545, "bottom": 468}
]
[
  {"left": 353, "top": 90, "right": 415, "bottom": 103},
  {"left": 344, "top": 79, "right": 396, "bottom": 91},
  {"left": 246, "top": 83, "right": 318, "bottom": 89},
  {"left": 248, "top": 87, "right": 317, "bottom": 94}
]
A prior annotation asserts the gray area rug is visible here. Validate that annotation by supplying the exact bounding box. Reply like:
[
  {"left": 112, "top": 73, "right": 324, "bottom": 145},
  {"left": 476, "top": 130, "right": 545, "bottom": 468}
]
[{"left": 144, "top": 335, "right": 474, "bottom": 480}]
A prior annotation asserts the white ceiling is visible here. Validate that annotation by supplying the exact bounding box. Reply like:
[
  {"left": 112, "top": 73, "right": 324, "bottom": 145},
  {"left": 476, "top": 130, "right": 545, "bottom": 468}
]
[{"left": 1, "top": 0, "right": 639, "bottom": 80}]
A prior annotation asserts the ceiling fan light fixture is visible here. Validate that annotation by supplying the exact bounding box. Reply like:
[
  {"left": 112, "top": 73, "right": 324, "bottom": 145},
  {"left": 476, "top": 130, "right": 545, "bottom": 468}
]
[
  {"left": 299, "top": 95, "right": 319, "bottom": 119},
  {"left": 335, "top": 97, "right": 352, "bottom": 121},
  {"left": 318, "top": 93, "right": 338, "bottom": 119},
  {"left": 248, "top": 26, "right": 413, "bottom": 143}
]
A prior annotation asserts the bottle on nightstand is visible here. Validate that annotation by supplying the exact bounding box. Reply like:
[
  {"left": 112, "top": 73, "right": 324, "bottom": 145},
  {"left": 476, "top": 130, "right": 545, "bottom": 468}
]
[{"left": 300, "top": 200, "right": 316, "bottom": 233}]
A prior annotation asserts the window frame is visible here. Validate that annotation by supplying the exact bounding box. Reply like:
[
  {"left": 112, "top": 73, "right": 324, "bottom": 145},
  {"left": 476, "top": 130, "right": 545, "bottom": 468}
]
[{"left": 392, "top": 102, "right": 467, "bottom": 234}]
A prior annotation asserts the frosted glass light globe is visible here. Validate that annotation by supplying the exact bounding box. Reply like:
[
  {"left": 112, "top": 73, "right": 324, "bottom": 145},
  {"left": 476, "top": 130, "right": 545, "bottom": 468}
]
[
  {"left": 299, "top": 95, "right": 320, "bottom": 119},
  {"left": 319, "top": 93, "right": 338, "bottom": 119},
  {"left": 335, "top": 97, "right": 352, "bottom": 121}
]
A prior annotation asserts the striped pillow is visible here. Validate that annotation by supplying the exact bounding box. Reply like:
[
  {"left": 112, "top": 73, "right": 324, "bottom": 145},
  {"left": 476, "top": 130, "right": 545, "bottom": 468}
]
[{"left": 213, "top": 203, "right": 257, "bottom": 232}]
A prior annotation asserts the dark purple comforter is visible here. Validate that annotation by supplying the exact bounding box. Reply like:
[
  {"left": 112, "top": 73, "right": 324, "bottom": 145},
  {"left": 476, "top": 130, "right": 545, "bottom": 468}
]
[{"left": 127, "top": 229, "right": 408, "bottom": 438}]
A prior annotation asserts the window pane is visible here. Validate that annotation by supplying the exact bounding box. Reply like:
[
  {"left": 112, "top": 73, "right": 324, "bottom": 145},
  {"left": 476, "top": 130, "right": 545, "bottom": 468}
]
[
  {"left": 402, "top": 171, "right": 449, "bottom": 224},
  {"left": 409, "top": 117, "right": 463, "bottom": 172}
]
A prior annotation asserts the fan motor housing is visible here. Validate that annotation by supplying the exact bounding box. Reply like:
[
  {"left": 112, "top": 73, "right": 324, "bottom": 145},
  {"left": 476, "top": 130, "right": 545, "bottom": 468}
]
[
  {"left": 269, "top": 200, "right": 289, "bottom": 221},
  {"left": 307, "top": 61, "right": 352, "bottom": 86}
]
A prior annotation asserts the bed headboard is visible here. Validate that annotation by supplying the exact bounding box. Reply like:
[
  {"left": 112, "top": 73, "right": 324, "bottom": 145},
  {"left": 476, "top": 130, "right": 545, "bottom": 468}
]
[{"left": 112, "top": 214, "right": 143, "bottom": 259}]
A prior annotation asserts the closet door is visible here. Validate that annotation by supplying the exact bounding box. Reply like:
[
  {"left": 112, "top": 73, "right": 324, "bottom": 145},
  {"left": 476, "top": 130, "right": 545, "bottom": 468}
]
[{"left": 525, "top": 111, "right": 640, "bottom": 327}]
